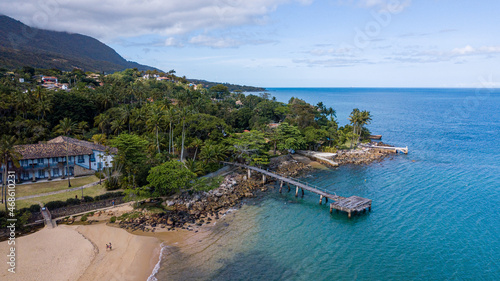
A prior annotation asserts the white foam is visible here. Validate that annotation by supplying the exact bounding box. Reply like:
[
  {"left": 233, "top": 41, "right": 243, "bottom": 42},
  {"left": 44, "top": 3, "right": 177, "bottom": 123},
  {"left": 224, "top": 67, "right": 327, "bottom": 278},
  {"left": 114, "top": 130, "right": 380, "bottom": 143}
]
[{"left": 147, "top": 242, "right": 167, "bottom": 281}]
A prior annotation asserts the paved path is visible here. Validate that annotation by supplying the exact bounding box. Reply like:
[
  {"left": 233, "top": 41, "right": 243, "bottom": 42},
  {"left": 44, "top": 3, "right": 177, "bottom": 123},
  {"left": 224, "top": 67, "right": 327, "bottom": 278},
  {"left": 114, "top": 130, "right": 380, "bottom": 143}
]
[{"left": 18, "top": 180, "right": 103, "bottom": 200}]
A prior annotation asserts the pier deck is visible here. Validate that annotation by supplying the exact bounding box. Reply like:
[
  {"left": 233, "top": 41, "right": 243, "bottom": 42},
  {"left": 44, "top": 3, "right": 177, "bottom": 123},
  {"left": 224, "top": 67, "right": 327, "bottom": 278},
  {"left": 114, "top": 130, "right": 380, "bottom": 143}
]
[
  {"left": 360, "top": 144, "right": 408, "bottom": 154},
  {"left": 222, "top": 162, "right": 372, "bottom": 218}
]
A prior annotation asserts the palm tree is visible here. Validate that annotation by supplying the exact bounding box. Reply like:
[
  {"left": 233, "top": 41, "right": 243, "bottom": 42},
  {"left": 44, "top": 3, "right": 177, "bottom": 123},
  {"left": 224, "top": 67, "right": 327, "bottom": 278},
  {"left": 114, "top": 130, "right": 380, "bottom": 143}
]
[
  {"left": 190, "top": 138, "right": 203, "bottom": 161},
  {"left": 76, "top": 121, "right": 89, "bottom": 138},
  {"left": 0, "top": 136, "right": 21, "bottom": 209},
  {"left": 14, "top": 90, "right": 31, "bottom": 118},
  {"left": 348, "top": 108, "right": 361, "bottom": 148},
  {"left": 35, "top": 98, "right": 52, "bottom": 120},
  {"left": 120, "top": 104, "right": 133, "bottom": 133},
  {"left": 178, "top": 107, "right": 193, "bottom": 161},
  {"left": 200, "top": 143, "right": 228, "bottom": 164},
  {"left": 165, "top": 107, "right": 177, "bottom": 154},
  {"left": 110, "top": 119, "right": 125, "bottom": 135},
  {"left": 146, "top": 105, "right": 165, "bottom": 154},
  {"left": 357, "top": 110, "right": 372, "bottom": 141},
  {"left": 94, "top": 113, "right": 109, "bottom": 135},
  {"left": 130, "top": 107, "right": 148, "bottom": 133},
  {"left": 55, "top": 118, "right": 76, "bottom": 187}
]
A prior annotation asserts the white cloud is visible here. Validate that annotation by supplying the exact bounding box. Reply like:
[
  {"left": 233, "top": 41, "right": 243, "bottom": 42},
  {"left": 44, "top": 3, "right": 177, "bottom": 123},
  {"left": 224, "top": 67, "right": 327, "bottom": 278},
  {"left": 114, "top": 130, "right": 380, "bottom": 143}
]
[
  {"left": 0, "top": 0, "right": 311, "bottom": 42},
  {"left": 337, "top": 0, "right": 411, "bottom": 12},
  {"left": 294, "top": 57, "right": 372, "bottom": 67},
  {"left": 451, "top": 45, "right": 475, "bottom": 55},
  {"left": 309, "top": 47, "right": 354, "bottom": 56},
  {"left": 164, "top": 37, "right": 184, "bottom": 47},
  {"left": 389, "top": 45, "right": 500, "bottom": 63},
  {"left": 357, "top": 0, "right": 411, "bottom": 12},
  {"left": 189, "top": 35, "right": 242, "bottom": 48}
]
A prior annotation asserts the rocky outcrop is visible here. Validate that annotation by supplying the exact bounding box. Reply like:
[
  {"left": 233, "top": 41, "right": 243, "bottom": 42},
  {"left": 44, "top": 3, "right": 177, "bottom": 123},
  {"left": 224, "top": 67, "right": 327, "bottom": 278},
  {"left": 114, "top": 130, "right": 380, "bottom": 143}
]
[
  {"left": 334, "top": 142, "right": 394, "bottom": 165},
  {"left": 269, "top": 154, "right": 312, "bottom": 177},
  {"left": 118, "top": 174, "right": 266, "bottom": 232}
]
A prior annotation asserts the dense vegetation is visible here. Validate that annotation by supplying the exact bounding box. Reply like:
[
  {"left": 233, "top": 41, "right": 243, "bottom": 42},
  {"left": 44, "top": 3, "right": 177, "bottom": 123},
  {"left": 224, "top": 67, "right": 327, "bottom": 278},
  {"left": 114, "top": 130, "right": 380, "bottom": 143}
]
[
  {"left": 187, "top": 79, "right": 265, "bottom": 92},
  {"left": 0, "top": 66, "right": 372, "bottom": 210}
]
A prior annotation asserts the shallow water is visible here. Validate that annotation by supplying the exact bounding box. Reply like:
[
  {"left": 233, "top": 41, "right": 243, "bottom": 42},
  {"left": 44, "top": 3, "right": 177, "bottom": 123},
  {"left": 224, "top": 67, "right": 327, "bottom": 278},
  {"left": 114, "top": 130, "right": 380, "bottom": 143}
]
[{"left": 156, "top": 88, "right": 500, "bottom": 280}]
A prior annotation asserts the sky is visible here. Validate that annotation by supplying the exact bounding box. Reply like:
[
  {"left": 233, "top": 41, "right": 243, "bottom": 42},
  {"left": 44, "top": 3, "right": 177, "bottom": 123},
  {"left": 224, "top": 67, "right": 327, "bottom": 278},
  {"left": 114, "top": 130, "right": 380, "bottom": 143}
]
[{"left": 1, "top": 0, "right": 500, "bottom": 87}]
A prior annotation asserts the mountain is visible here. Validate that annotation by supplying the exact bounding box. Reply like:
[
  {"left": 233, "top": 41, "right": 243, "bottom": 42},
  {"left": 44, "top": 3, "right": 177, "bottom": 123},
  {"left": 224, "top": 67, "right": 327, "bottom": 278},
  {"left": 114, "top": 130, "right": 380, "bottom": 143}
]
[{"left": 0, "top": 15, "right": 159, "bottom": 73}]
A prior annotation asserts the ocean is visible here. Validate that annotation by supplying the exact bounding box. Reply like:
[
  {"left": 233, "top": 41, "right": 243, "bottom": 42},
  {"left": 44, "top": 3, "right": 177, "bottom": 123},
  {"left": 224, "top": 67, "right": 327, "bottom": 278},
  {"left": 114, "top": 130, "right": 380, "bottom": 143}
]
[{"left": 154, "top": 88, "right": 500, "bottom": 280}]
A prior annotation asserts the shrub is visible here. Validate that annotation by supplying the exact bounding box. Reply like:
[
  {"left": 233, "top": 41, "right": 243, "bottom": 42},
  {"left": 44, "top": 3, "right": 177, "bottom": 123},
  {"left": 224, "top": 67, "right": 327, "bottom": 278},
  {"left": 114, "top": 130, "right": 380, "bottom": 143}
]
[
  {"left": 29, "top": 204, "right": 41, "bottom": 212},
  {"left": 65, "top": 198, "right": 81, "bottom": 206},
  {"left": 110, "top": 216, "right": 116, "bottom": 223},
  {"left": 45, "top": 200, "right": 68, "bottom": 210},
  {"left": 94, "top": 171, "right": 105, "bottom": 179},
  {"left": 104, "top": 177, "right": 121, "bottom": 190},
  {"left": 81, "top": 214, "right": 88, "bottom": 222},
  {"left": 94, "top": 191, "right": 124, "bottom": 201},
  {"left": 83, "top": 196, "right": 94, "bottom": 202}
]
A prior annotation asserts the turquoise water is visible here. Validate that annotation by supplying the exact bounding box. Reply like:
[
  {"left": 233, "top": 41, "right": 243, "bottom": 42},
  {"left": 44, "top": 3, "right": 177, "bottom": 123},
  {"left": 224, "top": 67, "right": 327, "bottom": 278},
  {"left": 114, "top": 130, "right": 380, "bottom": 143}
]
[{"left": 157, "top": 88, "right": 500, "bottom": 280}]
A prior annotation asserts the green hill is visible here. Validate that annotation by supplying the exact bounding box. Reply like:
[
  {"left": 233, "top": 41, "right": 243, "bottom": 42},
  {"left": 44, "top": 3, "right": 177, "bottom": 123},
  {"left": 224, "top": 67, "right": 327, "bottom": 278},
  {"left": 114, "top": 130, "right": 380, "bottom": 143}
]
[{"left": 0, "top": 15, "right": 159, "bottom": 72}]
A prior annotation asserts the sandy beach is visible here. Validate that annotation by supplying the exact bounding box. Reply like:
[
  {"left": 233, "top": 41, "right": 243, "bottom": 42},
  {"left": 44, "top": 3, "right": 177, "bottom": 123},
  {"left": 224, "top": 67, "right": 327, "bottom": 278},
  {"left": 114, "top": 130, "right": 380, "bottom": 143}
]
[
  {"left": 0, "top": 210, "right": 162, "bottom": 281},
  {"left": 0, "top": 157, "right": 325, "bottom": 281}
]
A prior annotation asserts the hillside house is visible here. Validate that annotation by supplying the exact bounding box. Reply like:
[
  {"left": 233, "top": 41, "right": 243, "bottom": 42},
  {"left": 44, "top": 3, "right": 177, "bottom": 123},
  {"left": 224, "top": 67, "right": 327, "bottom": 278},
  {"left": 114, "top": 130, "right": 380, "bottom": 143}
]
[{"left": 1, "top": 136, "right": 117, "bottom": 183}]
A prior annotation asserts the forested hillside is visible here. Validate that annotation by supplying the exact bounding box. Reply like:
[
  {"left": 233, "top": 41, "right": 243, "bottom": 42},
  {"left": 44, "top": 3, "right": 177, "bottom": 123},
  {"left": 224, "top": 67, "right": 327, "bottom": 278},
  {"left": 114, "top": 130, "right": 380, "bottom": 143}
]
[{"left": 0, "top": 15, "right": 158, "bottom": 72}]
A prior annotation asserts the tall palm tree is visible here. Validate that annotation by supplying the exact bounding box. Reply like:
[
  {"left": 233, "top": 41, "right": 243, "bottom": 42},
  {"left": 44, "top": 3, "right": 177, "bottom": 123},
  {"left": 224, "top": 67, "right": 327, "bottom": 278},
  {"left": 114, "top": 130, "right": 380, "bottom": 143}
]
[
  {"left": 110, "top": 119, "right": 125, "bottom": 135},
  {"left": 120, "top": 104, "right": 133, "bottom": 133},
  {"left": 94, "top": 113, "right": 109, "bottom": 135},
  {"left": 14, "top": 90, "right": 31, "bottom": 118},
  {"left": 348, "top": 108, "right": 361, "bottom": 148},
  {"left": 146, "top": 105, "right": 165, "bottom": 154},
  {"left": 165, "top": 107, "right": 177, "bottom": 154},
  {"left": 130, "top": 107, "right": 148, "bottom": 133},
  {"left": 0, "top": 136, "right": 21, "bottom": 209},
  {"left": 358, "top": 110, "right": 372, "bottom": 140},
  {"left": 55, "top": 118, "right": 76, "bottom": 187},
  {"left": 35, "top": 97, "right": 52, "bottom": 120},
  {"left": 178, "top": 107, "right": 194, "bottom": 161},
  {"left": 76, "top": 121, "right": 89, "bottom": 138},
  {"left": 190, "top": 138, "right": 203, "bottom": 161}
]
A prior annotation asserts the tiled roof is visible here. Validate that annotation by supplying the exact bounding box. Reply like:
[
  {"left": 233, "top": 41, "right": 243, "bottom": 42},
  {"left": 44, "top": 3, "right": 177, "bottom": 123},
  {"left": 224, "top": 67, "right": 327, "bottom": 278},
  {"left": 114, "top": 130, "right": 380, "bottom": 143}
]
[
  {"left": 15, "top": 143, "right": 91, "bottom": 160},
  {"left": 15, "top": 136, "right": 117, "bottom": 160},
  {"left": 48, "top": 136, "right": 118, "bottom": 154}
]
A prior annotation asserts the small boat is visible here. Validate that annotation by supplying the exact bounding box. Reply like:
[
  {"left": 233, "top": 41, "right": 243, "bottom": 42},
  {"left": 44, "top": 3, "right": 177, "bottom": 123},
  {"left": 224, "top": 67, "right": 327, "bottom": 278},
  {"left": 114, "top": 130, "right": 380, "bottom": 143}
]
[{"left": 369, "top": 135, "right": 382, "bottom": 140}]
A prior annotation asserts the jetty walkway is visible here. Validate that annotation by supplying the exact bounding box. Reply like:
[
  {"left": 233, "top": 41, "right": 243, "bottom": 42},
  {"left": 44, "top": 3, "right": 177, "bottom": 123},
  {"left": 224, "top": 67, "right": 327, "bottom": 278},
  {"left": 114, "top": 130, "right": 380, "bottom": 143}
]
[
  {"left": 360, "top": 144, "right": 408, "bottom": 154},
  {"left": 222, "top": 162, "right": 372, "bottom": 218}
]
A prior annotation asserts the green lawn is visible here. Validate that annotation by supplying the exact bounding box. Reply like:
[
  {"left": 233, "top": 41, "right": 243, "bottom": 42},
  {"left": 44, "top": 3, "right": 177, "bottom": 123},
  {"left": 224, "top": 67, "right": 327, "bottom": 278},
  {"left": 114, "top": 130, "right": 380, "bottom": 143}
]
[
  {"left": 14, "top": 176, "right": 99, "bottom": 198},
  {"left": 1, "top": 184, "right": 109, "bottom": 210}
]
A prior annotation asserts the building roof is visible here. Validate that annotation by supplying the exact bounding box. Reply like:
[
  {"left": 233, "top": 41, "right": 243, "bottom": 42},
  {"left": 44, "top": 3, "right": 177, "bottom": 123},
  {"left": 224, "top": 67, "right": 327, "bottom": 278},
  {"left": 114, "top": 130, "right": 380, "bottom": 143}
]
[
  {"left": 15, "top": 136, "right": 117, "bottom": 160},
  {"left": 48, "top": 136, "right": 118, "bottom": 154},
  {"left": 15, "top": 143, "right": 91, "bottom": 160}
]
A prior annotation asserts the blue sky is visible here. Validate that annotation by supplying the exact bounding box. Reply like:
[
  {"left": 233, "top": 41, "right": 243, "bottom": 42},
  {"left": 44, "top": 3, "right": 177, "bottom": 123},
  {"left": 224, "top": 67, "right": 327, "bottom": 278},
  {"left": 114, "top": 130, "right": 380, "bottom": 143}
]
[{"left": 2, "top": 0, "right": 500, "bottom": 87}]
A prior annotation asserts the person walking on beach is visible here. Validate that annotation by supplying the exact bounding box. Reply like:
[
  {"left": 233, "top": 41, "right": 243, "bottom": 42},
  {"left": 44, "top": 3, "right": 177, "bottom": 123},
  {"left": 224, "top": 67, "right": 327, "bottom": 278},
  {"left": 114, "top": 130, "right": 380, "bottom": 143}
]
[
  {"left": 112, "top": 200, "right": 115, "bottom": 207},
  {"left": 109, "top": 242, "right": 112, "bottom": 251}
]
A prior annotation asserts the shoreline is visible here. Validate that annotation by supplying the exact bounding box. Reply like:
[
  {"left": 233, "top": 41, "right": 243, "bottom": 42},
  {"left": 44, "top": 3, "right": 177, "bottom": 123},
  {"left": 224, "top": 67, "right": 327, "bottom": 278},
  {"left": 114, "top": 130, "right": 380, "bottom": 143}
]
[{"left": 2, "top": 148, "right": 393, "bottom": 281}]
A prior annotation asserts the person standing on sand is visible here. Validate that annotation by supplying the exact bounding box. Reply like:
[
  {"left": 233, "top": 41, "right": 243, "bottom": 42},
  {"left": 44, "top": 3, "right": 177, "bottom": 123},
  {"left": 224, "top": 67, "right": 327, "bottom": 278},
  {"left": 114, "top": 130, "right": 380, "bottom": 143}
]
[{"left": 109, "top": 242, "right": 112, "bottom": 250}]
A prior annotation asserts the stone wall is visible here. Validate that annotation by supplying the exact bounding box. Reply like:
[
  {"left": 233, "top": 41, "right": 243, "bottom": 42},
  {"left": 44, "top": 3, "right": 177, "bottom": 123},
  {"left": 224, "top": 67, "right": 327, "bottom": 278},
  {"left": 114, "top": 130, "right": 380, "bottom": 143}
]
[{"left": 74, "top": 164, "right": 95, "bottom": 177}]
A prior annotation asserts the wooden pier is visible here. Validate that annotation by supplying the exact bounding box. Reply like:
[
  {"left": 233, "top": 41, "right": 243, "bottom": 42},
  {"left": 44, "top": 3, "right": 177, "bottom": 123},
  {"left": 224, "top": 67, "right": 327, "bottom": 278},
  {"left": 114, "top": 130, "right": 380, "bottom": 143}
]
[
  {"left": 222, "top": 162, "right": 372, "bottom": 218},
  {"left": 360, "top": 144, "right": 408, "bottom": 154}
]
